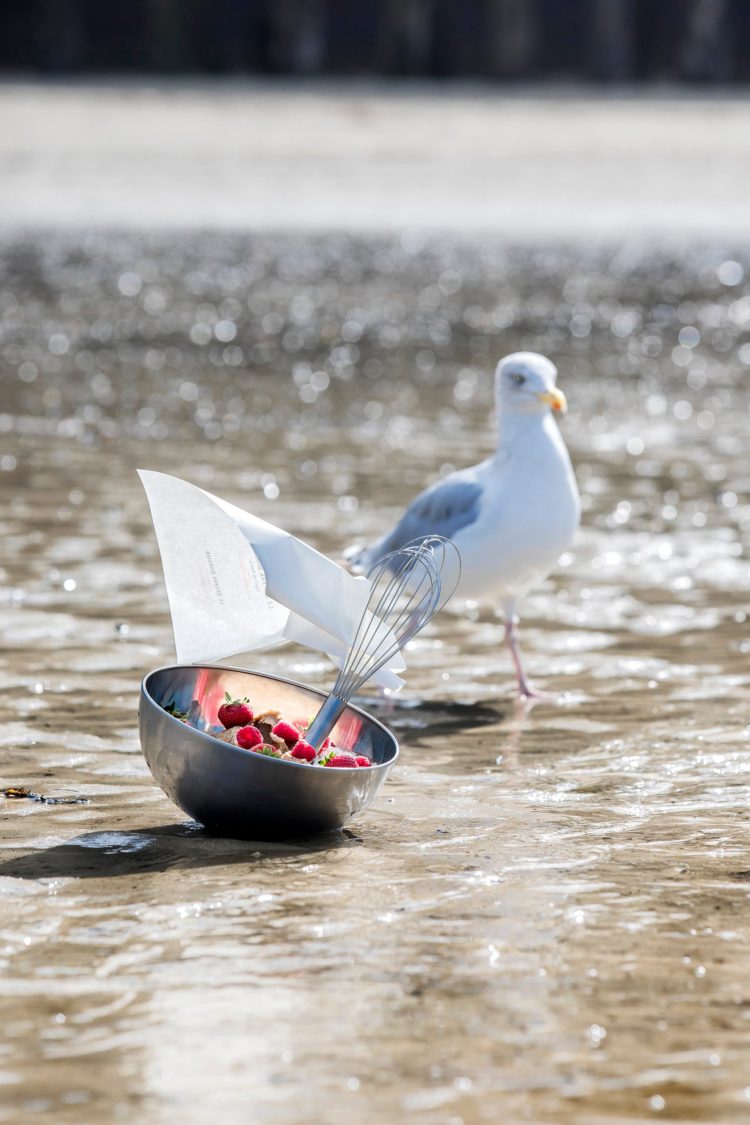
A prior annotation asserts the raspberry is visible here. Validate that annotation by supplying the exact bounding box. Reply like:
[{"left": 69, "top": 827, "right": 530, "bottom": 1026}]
[
  {"left": 326, "top": 752, "right": 359, "bottom": 769},
  {"left": 355, "top": 756, "right": 372, "bottom": 768},
  {"left": 271, "top": 720, "right": 301, "bottom": 746},
  {"left": 290, "top": 740, "right": 316, "bottom": 762},
  {"left": 218, "top": 695, "right": 253, "bottom": 729},
  {"left": 236, "top": 725, "right": 263, "bottom": 750}
]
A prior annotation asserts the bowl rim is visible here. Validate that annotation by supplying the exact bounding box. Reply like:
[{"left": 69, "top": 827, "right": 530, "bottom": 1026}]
[{"left": 140, "top": 662, "right": 400, "bottom": 772}]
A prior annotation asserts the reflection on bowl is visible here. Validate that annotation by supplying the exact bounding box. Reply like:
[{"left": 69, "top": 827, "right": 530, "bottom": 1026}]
[{"left": 139, "top": 664, "right": 399, "bottom": 840}]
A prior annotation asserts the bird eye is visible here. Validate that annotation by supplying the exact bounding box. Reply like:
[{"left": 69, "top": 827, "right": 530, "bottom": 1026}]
[{"left": 510, "top": 372, "right": 525, "bottom": 386}]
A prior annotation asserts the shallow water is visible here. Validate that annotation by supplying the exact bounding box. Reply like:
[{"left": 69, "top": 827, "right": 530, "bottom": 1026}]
[{"left": 1, "top": 230, "right": 750, "bottom": 1123}]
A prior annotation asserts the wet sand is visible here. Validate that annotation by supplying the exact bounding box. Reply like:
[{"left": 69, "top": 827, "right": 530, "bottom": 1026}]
[{"left": 1, "top": 225, "right": 750, "bottom": 1123}]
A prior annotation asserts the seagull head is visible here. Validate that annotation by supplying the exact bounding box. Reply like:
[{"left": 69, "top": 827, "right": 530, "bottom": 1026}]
[{"left": 495, "top": 352, "right": 567, "bottom": 416}]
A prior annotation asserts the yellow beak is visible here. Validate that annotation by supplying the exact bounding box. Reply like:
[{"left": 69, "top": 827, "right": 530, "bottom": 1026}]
[{"left": 537, "top": 388, "right": 568, "bottom": 414}]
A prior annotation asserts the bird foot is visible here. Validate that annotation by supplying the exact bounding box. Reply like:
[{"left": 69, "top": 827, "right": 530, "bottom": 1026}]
[{"left": 517, "top": 682, "right": 558, "bottom": 705}]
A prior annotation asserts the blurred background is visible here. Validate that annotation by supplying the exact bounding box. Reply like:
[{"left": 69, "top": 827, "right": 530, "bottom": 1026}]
[
  {"left": 2, "top": 6, "right": 750, "bottom": 1125},
  {"left": 2, "top": 0, "right": 750, "bottom": 82}
]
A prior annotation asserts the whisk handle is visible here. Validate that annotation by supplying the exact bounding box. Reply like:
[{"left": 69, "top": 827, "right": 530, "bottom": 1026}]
[{"left": 305, "top": 693, "right": 348, "bottom": 754}]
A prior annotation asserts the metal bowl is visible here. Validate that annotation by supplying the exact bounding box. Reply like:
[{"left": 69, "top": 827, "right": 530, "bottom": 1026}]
[{"left": 139, "top": 664, "right": 399, "bottom": 839}]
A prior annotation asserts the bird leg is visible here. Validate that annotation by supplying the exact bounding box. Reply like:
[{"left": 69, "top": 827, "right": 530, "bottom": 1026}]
[{"left": 503, "top": 615, "right": 554, "bottom": 701}]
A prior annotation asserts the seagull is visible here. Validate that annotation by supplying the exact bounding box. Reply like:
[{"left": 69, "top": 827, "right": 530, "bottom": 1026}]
[{"left": 347, "top": 352, "right": 581, "bottom": 700}]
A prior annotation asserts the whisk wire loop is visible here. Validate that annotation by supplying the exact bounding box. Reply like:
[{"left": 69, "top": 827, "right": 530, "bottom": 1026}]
[
  {"left": 332, "top": 545, "right": 440, "bottom": 698},
  {"left": 305, "top": 536, "right": 461, "bottom": 752}
]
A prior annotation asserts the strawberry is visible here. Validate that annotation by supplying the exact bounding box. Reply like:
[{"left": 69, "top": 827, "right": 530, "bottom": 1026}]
[
  {"left": 290, "top": 740, "right": 316, "bottom": 762},
  {"left": 294, "top": 720, "right": 331, "bottom": 751},
  {"left": 326, "top": 752, "right": 359, "bottom": 769},
  {"left": 355, "top": 756, "right": 372, "bottom": 768},
  {"left": 218, "top": 693, "right": 253, "bottom": 729},
  {"left": 255, "top": 744, "right": 283, "bottom": 758},
  {"left": 271, "top": 720, "right": 302, "bottom": 746},
  {"left": 236, "top": 725, "right": 263, "bottom": 750}
]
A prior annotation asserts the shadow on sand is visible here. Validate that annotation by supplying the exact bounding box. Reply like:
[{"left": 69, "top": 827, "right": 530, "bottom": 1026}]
[
  {"left": 373, "top": 697, "right": 510, "bottom": 743},
  {"left": 0, "top": 821, "right": 357, "bottom": 881}
]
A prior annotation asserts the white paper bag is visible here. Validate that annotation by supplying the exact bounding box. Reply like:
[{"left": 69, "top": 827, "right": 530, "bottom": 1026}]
[{"left": 139, "top": 470, "right": 405, "bottom": 690}]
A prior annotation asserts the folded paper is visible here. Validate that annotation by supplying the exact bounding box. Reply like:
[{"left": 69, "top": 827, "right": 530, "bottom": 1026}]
[{"left": 138, "top": 470, "right": 405, "bottom": 690}]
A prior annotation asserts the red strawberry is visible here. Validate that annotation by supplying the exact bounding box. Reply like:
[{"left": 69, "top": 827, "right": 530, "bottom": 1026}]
[
  {"left": 292, "top": 720, "right": 329, "bottom": 751},
  {"left": 271, "top": 720, "right": 301, "bottom": 746},
  {"left": 290, "top": 740, "right": 316, "bottom": 762},
  {"left": 326, "top": 752, "right": 359, "bottom": 769},
  {"left": 355, "top": 756, "right": 372, "bottom": 768},
  {"left": 236, "top": 725, "right": 263, "bottom": 750},
  {"left": 218, "top": 694, "right": 253, "bottom": 729}
]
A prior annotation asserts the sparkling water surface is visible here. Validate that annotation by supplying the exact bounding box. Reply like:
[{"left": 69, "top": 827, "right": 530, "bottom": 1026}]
[{"left": 1, "top": 231, "right": 749, "bottom": 1123}]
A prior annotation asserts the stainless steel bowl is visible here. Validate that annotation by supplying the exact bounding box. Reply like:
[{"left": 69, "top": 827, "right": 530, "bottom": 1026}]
[{"left": 139, "top": 664, "right": 399, "bottom": 839}]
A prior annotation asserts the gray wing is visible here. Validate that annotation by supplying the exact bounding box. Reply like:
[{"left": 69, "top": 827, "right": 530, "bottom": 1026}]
[{"left": 357, "top": 474, "right": 482, "bottom": 568}]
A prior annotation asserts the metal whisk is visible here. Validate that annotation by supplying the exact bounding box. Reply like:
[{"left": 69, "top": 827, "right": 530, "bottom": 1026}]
[{"left": 305, "top": 536, "right": 461, "bottom": 754}]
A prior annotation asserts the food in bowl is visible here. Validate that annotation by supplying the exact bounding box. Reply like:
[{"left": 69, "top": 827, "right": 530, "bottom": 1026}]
[{"left": 164, "top": 694, "right": 372, "bottom": 768}]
